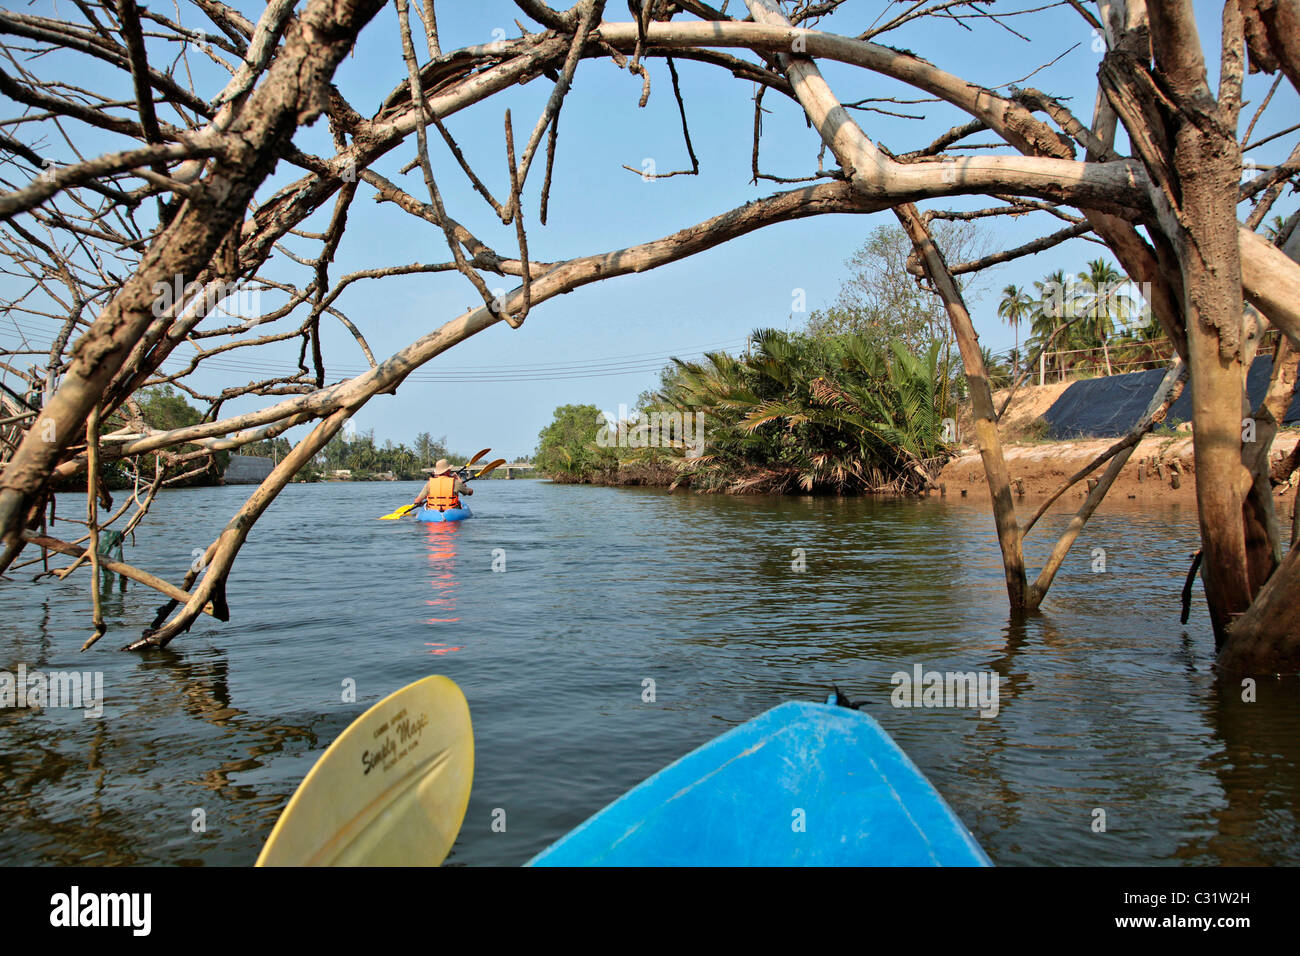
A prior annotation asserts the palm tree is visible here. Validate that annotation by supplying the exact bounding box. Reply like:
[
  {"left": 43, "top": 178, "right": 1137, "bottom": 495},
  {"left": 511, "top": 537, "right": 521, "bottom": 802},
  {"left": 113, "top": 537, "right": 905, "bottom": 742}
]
[
  {"left": 1074, "top": 258, "right": 1131, "bottom": 376},
  {"left": 997, "top": 284, "right": 1033, "bottom": 378},
  {"left": 1031, "top": 269, "right": 1075, "bottom": 379}
]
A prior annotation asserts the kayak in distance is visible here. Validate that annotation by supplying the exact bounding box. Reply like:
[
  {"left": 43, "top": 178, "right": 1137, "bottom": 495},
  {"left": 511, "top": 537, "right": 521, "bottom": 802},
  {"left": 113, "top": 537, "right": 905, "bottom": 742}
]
[
  {"left": 417, "top": 506, "right": 472, "bottom": 523},
  {"left": 528, "top": 700, "right": 992, "bottom": 867}
]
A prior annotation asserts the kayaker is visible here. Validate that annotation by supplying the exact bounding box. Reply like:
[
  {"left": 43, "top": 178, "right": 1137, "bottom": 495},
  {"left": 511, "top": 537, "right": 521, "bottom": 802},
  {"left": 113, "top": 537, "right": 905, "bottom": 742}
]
[{"left": 413, "top": 459, "right": 473, "bottom": 513}]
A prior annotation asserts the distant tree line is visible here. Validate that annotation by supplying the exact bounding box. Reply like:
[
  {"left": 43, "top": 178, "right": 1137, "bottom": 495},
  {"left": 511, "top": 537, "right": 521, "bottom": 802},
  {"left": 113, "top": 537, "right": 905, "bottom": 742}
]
[
  {"left": 998, "top": 259, "right": 1170, "bottom": 381},
  {"left": 292, "top": 430, "right": 463, "bottom": 481},
  {"left": 136, "top": 397, "right": 472, "bottom": 483}
]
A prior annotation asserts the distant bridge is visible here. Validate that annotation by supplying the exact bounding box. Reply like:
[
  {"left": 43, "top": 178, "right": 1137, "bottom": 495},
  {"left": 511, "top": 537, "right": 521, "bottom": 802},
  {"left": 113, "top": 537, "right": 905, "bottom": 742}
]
[{"left": 486, "top": 461, "right": 536, "bottom": 479}]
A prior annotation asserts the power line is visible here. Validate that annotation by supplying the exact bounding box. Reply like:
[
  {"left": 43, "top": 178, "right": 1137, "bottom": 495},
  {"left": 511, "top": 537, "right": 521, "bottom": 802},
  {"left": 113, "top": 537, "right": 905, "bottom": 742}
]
[
  {"left": 3, "top": 324, "right": 748, "bottom": 383},
  {"left": 155, "top": 338, "right": 748, "bottom": 384}
]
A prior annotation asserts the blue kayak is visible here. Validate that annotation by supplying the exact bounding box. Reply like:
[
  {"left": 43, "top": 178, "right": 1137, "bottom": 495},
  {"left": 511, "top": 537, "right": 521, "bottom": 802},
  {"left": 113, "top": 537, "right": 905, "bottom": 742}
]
[
  {"left": 416, "top": 505, "right": 472, "bottom": 522},
  {"left": 528, "top": 700, "right": 991, "bottom": 867}
]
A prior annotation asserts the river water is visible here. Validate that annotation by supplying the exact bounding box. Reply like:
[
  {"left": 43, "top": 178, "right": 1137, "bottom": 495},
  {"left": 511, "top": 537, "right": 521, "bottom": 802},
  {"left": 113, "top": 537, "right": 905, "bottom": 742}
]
[{"left": 1, "top": 480, "right": 1297, "bottom": 866}]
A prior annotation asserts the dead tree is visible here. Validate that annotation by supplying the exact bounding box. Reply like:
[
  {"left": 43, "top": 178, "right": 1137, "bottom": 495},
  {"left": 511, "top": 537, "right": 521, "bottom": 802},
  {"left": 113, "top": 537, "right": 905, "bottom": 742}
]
[{"left": 0, "top": 0, "right": 1297, "bottom": 670}]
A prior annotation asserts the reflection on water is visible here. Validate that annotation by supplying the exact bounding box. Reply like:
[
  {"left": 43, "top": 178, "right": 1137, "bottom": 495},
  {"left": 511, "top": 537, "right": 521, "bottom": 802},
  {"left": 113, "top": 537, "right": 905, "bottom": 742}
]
[
  {"left": 1, "top": 480, "right": 1298, "bottom": 866},
  {"left": 0, "top": 640, "right": 318, "bottom": 866},
  {"left": 423, "top": 523, "right": 464, "bottom": 652}
]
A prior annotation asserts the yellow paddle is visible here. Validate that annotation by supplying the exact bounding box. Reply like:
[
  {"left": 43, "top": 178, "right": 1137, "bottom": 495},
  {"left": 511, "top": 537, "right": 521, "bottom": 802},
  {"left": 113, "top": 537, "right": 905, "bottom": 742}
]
[
  {"left": 256, "top": 675, "right": 474, "bottom": 866},
  {"left": 378, "top": 448, "right": 493, "bottom": 519},
  {"left": 470, "top": 458, "right": 506, "bottom": 480}
]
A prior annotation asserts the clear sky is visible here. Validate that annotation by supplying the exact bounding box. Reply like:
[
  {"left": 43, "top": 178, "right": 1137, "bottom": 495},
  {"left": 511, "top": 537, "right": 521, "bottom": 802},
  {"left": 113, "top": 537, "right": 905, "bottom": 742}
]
[{"left": 2, "top": 1, "right": 1296, "bottom": 460}]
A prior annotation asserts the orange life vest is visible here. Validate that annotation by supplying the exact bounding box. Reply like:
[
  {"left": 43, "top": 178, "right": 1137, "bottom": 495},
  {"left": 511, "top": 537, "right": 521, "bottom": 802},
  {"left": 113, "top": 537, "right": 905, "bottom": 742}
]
[{"left": 427, "top": 475, "right": 460, "bottom": 511}]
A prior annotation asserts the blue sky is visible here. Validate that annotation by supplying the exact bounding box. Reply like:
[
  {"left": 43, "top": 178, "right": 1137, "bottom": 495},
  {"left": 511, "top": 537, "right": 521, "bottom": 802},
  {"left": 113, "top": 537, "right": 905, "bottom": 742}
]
[{"left": 2, "top": 1, "right": 1296, "bottom": 459}]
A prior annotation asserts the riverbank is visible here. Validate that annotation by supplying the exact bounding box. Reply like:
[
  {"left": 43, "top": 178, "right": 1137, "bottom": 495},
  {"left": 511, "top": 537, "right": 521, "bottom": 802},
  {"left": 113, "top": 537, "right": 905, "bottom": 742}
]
[
  {"left": 938, "top": 430, "right": 1300, "bottom": 508},
  {"left": 565, "top": 433, "right": 1300, "bottom": 510},
  {"left": 546, "top": 460, "right": 679, "bottom": 488},
  {"left": 544, "top": 379, "right": 1300, "bottom": 505},
  {"left": 942, "top": 380, "right": 1299, "bottom": 509}
]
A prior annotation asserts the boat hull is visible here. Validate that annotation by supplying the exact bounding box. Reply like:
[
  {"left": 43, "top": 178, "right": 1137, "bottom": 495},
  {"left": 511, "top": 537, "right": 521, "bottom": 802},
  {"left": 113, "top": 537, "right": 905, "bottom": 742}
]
[
  {"left": 416, "top": 506, "right": 472, "bottom": 522},
  {"left": 527, "top": 701, "right": 991, "bottom": 867}
]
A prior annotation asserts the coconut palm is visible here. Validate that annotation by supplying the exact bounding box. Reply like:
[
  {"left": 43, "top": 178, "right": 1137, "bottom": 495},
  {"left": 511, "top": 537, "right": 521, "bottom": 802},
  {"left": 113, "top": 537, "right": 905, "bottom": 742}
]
[
  {"left": 997, "top": 284, "right": 1033, "bottom": 377},
  {"left": 1030, "top": 269, "right": 1078, "bottom": 378},
  {"left": 1073, "top": 258, "right": 1132, "bottom": 376}
]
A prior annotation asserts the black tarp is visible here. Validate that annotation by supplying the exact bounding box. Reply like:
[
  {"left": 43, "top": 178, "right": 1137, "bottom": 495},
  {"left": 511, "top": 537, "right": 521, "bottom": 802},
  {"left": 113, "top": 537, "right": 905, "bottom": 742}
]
[{"left": 1042, "top": 355, "right": 1300, "bottom": 439}]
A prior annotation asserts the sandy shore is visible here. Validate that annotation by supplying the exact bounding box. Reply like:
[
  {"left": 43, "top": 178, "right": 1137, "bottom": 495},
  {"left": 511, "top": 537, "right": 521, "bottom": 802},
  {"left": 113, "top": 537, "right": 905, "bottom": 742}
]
[
  {"left": 938, "top": 430, "right": 1299, "bottom": 512},
  {"left": 940, "top": 381, "right": 1298, "bottom": 512}
]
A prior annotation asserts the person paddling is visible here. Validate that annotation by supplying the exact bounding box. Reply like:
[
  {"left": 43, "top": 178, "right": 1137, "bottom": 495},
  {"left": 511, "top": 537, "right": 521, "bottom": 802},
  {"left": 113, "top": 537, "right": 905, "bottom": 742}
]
[{"left": 413, "top": 458, "right": 473, "bottom": 513}]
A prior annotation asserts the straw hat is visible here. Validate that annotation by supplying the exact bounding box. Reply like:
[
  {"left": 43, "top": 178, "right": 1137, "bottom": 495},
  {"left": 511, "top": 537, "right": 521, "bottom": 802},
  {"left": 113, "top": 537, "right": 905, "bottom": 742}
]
[{"left": 422, "top": 458, "right": 452, "bottom": 475}]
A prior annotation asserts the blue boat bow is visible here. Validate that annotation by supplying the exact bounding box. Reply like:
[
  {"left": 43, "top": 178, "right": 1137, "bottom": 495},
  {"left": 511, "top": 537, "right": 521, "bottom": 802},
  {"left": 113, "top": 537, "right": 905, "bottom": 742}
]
[{"left": 528, "top": 701, "right": 991, "bottom": 867}]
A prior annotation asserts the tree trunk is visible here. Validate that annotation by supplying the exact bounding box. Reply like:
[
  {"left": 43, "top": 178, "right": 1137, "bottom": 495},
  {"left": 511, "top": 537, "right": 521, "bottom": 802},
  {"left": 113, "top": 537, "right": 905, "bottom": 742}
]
[
  {"left": 1221, "top": 543, "right": 1300, "bottom": 673},
  {"left": 894, "top": 203, "right": 1027, "bottom": 608},
  {"left": 1181, "top": 145, "right": 1255, "bottom": 648},
  {"left": 1137, "top": 1, "right": 1256, "bottom": 651}
]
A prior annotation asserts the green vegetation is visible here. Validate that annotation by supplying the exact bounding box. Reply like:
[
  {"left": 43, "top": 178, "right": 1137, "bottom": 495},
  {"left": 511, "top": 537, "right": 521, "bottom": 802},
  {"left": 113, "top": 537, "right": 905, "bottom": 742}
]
[
  {"left": 241, "top": 436, "right": 292, "bottom": 460},
  {"left": 1017, "top": 418, "right": 1052, "bottom": 443},
  {"left": 967, "top": 346, "right": 1014, "bottom": 392},
  {"left": 1017, "top": 258, "right": 1164, "bottom": 379},
  {"left": 997, "top": 283, "right": 1033, "bottom": 377},
  {"left": 136, "top": 385, "right": 206, "bottom": 432},
  {"left": 657, "top": 329, "right": 955, "bottom": 494},
  {"left": 247, "top": 429, "right": 527, "bottom": 483},
  {"left": 806, "top": 221, "right": 986, "bottom": 353},
  {"left": 534, "top": 224, "right": 991, "bottom": 495},
  {"left": 135, "top": 385, "right": 228, "bottom": 486},
  {"left": 533, "top": 404, "right": 619, "bottom": 482},
  {"left": 537, "top": 329, "right": 958, "bottom": 495},
  {"left": 304, "top": 429, "right": 464, "bottom": 481},
  {"left": 61, "top": 385, "right": 230, "bottom": 490}
]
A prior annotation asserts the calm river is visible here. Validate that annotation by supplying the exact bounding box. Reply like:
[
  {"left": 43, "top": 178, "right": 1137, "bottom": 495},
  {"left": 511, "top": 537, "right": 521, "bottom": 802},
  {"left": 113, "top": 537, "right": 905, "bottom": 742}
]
[{"left": 2, "top": 480, "right": 1297, "bottom": 866}]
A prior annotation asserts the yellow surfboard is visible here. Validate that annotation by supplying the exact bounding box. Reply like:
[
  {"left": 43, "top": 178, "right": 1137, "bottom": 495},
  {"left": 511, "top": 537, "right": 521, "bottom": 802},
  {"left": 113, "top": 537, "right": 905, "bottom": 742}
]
[{"left": 256, "top": 675, "right": 473, "bottom": 866}]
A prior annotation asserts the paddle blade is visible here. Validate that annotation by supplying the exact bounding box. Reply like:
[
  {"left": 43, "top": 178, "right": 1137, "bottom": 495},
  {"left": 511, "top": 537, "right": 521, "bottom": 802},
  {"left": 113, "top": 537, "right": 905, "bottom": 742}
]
[
  {"left": 379, "top": 503, "right": 417, "bottom": 520},
  {"left": 465, "top": 447, "right": 491, "bottom": 467},
  {"left": 256, "top": 675, "right": 473, "bottom": 867},
  {"left": 473, "top": 458, "right": 507, "bottom": 480}
]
